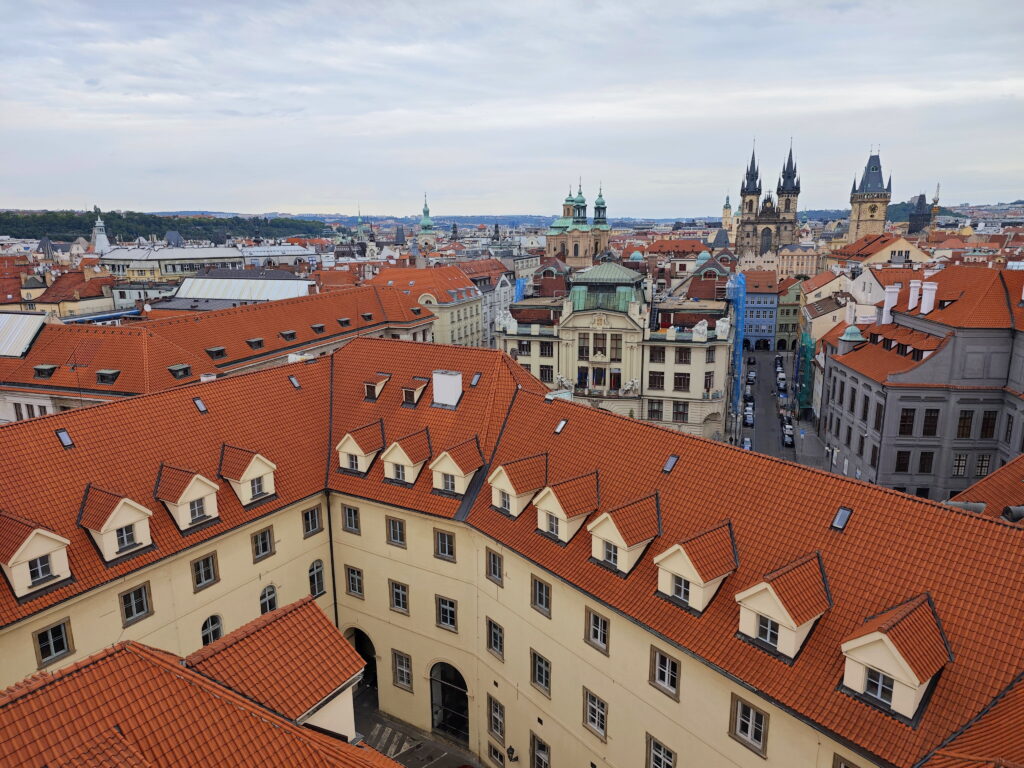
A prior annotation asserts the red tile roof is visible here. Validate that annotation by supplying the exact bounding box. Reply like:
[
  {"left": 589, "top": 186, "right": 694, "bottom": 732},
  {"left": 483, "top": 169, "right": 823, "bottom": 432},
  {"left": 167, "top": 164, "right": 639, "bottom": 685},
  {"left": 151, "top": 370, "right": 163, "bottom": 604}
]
[
  {"left": 185, "top": 597, "right": 365, "bottom": 720},
  {"left": 843, "top": 594, "right": 951, "bottom": 683},
  {"left": 442, "top": 436, "right": 484, "bottom": 473},
  {"left": 454, "top": 258, "right": 511, "bottom": 285},
  {"left": 605, "top": 494, "right": 660, "bottom": 545},
  {"left": 154, "top": 464, "right": 203, "bottom": 502},
  {"left": 499, "top": 453, "right": 548, "bottom": 493},
  {"left": 550, "top": 471, "right": 600, "bottom": 518},
  {"left": 77, "top": 485, "right": 126, "bottom": 530},
  {"left": 0, "top": 509, "right": 49, "bottom": 563},
  {"left": 646, "top": 239, "right": 707, "bottom": 255},
  {"left": 951, "top": 453, "right": 1024, "bottom": 519},
  {"left": 801, "top": 270, "right": 841, "bottom": 294},
  {"left": 218, "top": 445, "right": 259, "bottom": 481},
  {"left": 347, "top": 420, "right": 386, "bottom": 454},
  {"left": 744, "top": 270, "right": 778, "bottom": 293},
  {"left": 677, "top": 520, "right": 737, "bottom": 583},
  {"left": 833, "top": 233, "right": 901, "bottom": 260},
  {"left": 35, "top": 272, "right": 114, "bottom": 303},
  {"left": 763, "top": 551, "right": 831, "bottom": 626},
  {"left": 0, "top": 641, "right": 394, "bottom": 768},
  {"left": 393, "top": 428, "right": 432, "bottom": 465},
  {"left": 923, "top": 674, "right": 1024, "bottom": 767},
  {"left": 367, "top": 266, "right": 479, "bottom": 303}
]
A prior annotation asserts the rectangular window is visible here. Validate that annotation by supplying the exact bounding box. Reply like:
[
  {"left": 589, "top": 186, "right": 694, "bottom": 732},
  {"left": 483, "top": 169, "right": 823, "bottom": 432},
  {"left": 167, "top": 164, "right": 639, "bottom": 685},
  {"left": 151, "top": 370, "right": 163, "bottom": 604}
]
[
  {"left": 34, "top": 619, "right": 73, "bottom": 667},
  {"left": 345, "top": 565, "right": 364, "bottom": 598},
  {"left": 539, "top": 341, "right": 553, "bottom": 357},
  {"left": 952, "top": 453, "right": 968, "bottom": 476},
  {"left": 28, "top": 554, "right": 52, "bottom": 585},
  {"left": 392, "top": 650, "right": 413, "bottom": 691},
  {"left": 860, "top": 395, "right": 869, "bottom": 421},
  {"left": 647, "top": 398, "right": 663, "bottom": 420},
  {"left": 14, "top": 403, "right": 23, "bottom": 421},
  {"left": 517, "top": 340, "right": 531, "bottom": 355},
  {"left": 757, "top": 615, "right": 779, "bottom": 647},
  {"left": 675, "top": 347, "right": 691, "bottom": 365},
  {"left": 704, "top": 371, "right": 714, "bottom": 391},
  {"left": 650, "top": 647, "right": 680, "bottom": 698},
  {"left": 894, "top": 450, "right": 911, "bottom": 473},
  {"left": 980, "top": 410, "right": 998, "bottom": 439},
  {"left": 188, "top": 497, "right": 206, "bottom": 522},
  {"left": 1006, "top": 414, "right": 1015, "bottom": 444},
  {"left": 389, "top": 580, "right": 410, "bottom": 614},
  {"left": 302, "top": 507, "right": 322, "bottom": 537},
  {"left": 731, "top": 695, "right": 769, "bottom": 756},
  {"left": 539, "top": 365, "right": 553, "bottom": 383},
  {"left": 488, "top": 695, "right": 506, "bottom": 743},
  {"left": 593, "top": 333, "right": 607, "bottom": 356},
  {"left": 119, "top": 583, "right": 152, "bottom": 626},
  {"left": 848, "top": 387, "right": 857, "bottom": 414},
  {"left": 191, "top": 553, "right": 218, "bottom": 591},
  {"left": 957, "top": 410, "right": 973, "bottom": 439},
  {"left": 603, "top": 540, "right": 619, "bottom": 567},
  {"left": 585, "top": 608, "right": 609, "bottom": 653},
  {"left": 578, "top": 332, "right": 590, "bottom": 360},
  {"left": 342, "top": 505, "right": 360, "bottom": 533},
  {"left": 392, "top": 463, "right": 406, "bottom": 482},
  {"left": 610, "top": 334, "right": 622, "bottom": 362},
  {"left": 115, "top": 524, "right": 136, "bottom": 551},
  {"left": 486, "top": 548, "right": 504, "bottom": 586},
  {"left": 486, "top": 618, "right": 505, "bottom": 659},
  {"left": 647, "top": 735, "right": 676, "bottom": 768},
  {"left": 435, "top": 595, "right": 458, "bottom": 631},
  {"left": 251, "top": 526, "right": 274, "bottom": 562},
  {"left": 673, "top": 372, "right": 690, "bottom": 392},
  {"left": 386, "top": 516, "right": 407, "bottom": 547},
  {"left": 873, "top": 402, "right": 883, "bottom": 431},
  {"left": 531, "top": 733, "right": 551, "bottom": 768},
  {"left": 976, "top": 454, "right": 992, "bottom": 477},
  {"left": 531, "top": 576, "right": 552, "bottom": 617},
  {"left": 347, "top": 453, "right": 360, "bottom": 471},
  {"left": 434, "top": 529, "right": 456, "bottom": 561},
  {"left": 869, "top": 443, "right": 879, "bottom": 468},
  {"left": 442, "top": 473, "right": 457, "bottom": 493},
  {"left": 530, "top": 649, "right": 551, "bottom": 695},
  {"left": 648, "top": 371, "right": 664, "bottom": 390},
  {"left": 497, "top": 490, "right": 511, "bottom": 513},
  {"left": 488, "top": 743, "right": 506, "bottom": 766},
  {"left": 671, "top": 574, "right": 690, "bottom": 603},
  {"left": 922, "top": 408, "right": 940, "bottom": 437},
  {"left": 865, "top": 668, "right": 895, "bottom": 705},
  {"left": 706, "top": 347, "right": 716, "bottom": 363},
  {"left": 583, "top": 688, "right": 608, "bottom": 739},
  {"left": 250, "top": 476, "right": 265, "bottom": 498},
  {"left": 918, "top": 451, "right": 935, "bottom": 474},
  {"left": 649, "top": 346, "right": 665, "bottom": 364},
  {"left": 545, "top": 512, "right": 559, "bottom": 537},
  {"left": 898, "top": 408, "right": 915, "bottom": 436}
]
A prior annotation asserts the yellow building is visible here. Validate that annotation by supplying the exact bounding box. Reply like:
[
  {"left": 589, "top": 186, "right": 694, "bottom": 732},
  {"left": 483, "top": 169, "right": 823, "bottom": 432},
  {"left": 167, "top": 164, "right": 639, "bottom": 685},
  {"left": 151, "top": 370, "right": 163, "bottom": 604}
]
[
  {"left": 1, "top": 337, "right": 1020, "bottom": 768},
  {"left": 848, "top": 152, "right": 892, "bottom": 243},
  {"left": 368, "top": 265, "right": 483, "bottom": 346},
  {"left": 545, "top": 185, "right": 611, "bottom": 268}
]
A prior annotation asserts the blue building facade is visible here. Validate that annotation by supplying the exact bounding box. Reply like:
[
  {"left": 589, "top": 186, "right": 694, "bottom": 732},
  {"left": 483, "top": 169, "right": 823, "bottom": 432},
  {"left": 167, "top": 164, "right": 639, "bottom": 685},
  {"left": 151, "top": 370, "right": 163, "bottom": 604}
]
[{"left": 742, "top": 271, "right": 778, "bottom": 350}]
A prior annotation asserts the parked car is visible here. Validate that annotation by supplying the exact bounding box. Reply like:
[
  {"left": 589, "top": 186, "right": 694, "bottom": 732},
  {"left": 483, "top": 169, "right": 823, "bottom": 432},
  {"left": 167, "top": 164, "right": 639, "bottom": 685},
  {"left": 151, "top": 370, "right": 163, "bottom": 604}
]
[
  {"left": 782, "top": 434, "right": 794, "bottom": 448},
  {"left": 747, "top": 356, "right": 756, "bottom": 365},
  {"left": 743, "top": 413, "right": 754, "bottom": 427},
  {"left": 777, "top": 381, "right": 787, "bottom": 393},
  {"left": 746, "top": 371, "right": 757, "bottom": 384},
  {"left": 783, "top": 423, "right": 795, "bottom": 436},
  {"left": 744, "top": 386, "right": 754, "bottom": 401},
  {"left": 742, "top": 437, "right": 752, "bottom": 450},
  {"left": 781, "top": 414, "right": 793, "bottom": 427}
]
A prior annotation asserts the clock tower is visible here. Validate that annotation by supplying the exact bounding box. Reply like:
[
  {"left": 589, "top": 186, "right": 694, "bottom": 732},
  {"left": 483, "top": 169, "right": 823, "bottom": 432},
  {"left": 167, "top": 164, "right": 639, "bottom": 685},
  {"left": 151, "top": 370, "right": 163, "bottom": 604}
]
[{"left": 849, "top": 151, "right": 891, "bottom": 242}]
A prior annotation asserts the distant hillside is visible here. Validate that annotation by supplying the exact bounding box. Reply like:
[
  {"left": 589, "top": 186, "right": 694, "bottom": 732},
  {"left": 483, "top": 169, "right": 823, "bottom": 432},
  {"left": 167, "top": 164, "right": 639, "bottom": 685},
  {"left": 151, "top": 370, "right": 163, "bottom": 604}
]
[{"left": 0, "top": 210, "right": 322, "bottom": 243}]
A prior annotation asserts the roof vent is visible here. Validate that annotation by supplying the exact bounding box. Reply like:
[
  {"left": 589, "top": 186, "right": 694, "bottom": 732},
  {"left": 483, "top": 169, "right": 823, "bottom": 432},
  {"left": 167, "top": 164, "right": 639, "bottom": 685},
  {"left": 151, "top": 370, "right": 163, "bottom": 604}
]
[
  {"left": 311, "top": 323, "right": 325, "bottom": 334},
  {"left": 200, "top": 373, "right": 217, "bottom": 383},
  {"left": 280, "top": 330, "right": 296, "bottom": 341},
  {"left": 831, "top": 506, "right": 853, "bottom": 530},
  {"left": 554, "top": 419, "right": 567, "bottom": 434},
  {"left": 193, "top": 397, "right": 208, "bottom": 414},
  {"left": 55, "top": 428, "right": 74, "bottom": 448},
  {"left": 205, "top": 346, "right": 226, "bottom": 359},
  {"left": 361, "top": 312, "right": 373, "bottom": 321},
  {"left": 1003, "top": 506, "right": 1024, "bottom": 522},
  {"left": 96, "top": 369, "right": 121, "bottom": 385},
  {"left": 168, "top": 363, "right": 192, "bottom": 379}
]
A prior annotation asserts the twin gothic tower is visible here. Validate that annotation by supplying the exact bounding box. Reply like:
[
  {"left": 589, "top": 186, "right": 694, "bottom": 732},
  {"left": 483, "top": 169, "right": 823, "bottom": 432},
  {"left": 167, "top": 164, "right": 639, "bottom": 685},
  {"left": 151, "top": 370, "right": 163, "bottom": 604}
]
[{"left": 735, "top": 148, "right": 801, "bottom": 256}]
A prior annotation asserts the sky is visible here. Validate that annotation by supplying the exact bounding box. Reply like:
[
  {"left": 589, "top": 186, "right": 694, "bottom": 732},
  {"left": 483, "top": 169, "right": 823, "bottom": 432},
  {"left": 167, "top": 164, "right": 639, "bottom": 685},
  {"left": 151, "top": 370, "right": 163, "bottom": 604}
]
[{"left": 1, "top": 0, "right": 1022, "bottom": 218}]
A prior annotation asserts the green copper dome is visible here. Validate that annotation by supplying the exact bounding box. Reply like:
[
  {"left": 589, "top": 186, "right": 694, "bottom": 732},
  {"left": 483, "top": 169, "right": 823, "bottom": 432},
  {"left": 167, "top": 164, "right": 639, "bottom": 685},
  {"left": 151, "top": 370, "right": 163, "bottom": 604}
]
[
  {"left": 564, "top": 187, "right": 575, "bottom": 204},
  {"left": 595, "top": 190, "right": 606, "bottom": 207}
]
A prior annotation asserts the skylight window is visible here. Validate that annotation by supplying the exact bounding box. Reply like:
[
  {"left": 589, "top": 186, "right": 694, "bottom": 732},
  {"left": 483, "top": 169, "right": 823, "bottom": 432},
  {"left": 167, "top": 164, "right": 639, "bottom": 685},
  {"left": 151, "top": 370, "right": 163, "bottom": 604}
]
[
  {"left": 554, "top": 419, "right": 567, "bottom": 434},
  {"left": 193, "top": 397, "right": 208, "bottom": 414},
  {"left": 361, "top": 313, "right": 373, "bottom": 321},
  {"left": 55, "top": 429, "right": 73, "bottom": 448},
  {"left": 288, "top": 375, "right": 300, "bottom": 389},
  {"left": 470, "top": 372, "right": 481, "bottom": 387},
  {"left": 96, "top": 369, "right": 120, "bottom": 385},
  {"left": 663, "top": 455, "right": 679, "bottom": 473},
  {"left": 411, "top": 307, "right": 422, "bottom": 315},
  {"left": 831, "top": 506, "right": 853, "bottom": 530},
  {"left": 205, "top": 346, "right": 226, "bottom": 360},
  {"left": 33, "top": 364, "right": 57, "bottom": 379}
]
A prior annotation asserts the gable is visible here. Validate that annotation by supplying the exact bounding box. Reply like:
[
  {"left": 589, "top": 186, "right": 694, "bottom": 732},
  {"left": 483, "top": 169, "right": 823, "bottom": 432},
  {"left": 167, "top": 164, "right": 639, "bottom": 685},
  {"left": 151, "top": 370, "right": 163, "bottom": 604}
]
[
  {"left": 842, "top": 633, "right": 919, "bottom": 685},
  {"left": 587, "top": 512, "right": 626, "bottom": 548},
  {"left": 734, "top": 583, "right": 795, "bottom": 628},
  {"left": 7, "top": 529, "right": 70, "bottom": 566}
]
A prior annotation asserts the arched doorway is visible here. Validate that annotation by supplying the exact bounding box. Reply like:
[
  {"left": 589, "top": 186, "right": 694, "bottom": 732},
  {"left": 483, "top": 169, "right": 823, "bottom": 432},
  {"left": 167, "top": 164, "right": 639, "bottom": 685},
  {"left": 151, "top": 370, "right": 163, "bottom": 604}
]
[
  {"left": 430, "top": 662, "right": 469, "bottom": 743},
  {"left": 755, "top": 339, "right": 770, "bottom": 350},
  {"left": 777, "top": 339, "right": 788, "bottom": 351},
  {"left": 345, "top": 628, "right": 378, "bottom": 709},
  {"left": 743, "top": 338, "right": 751, "bottom": 351}
]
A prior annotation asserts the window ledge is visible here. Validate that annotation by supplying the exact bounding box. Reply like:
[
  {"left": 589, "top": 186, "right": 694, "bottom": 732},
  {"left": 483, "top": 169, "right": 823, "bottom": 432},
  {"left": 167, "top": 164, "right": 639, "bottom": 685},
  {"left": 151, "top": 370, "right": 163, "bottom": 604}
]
[{"left": 18, "top": 575, "right": 75, "bottom": 604}]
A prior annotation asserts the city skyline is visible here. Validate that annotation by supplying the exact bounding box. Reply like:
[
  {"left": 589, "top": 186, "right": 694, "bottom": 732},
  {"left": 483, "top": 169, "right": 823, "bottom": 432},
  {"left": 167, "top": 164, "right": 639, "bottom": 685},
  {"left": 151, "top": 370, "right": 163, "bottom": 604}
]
[{"left": 2, "top": 0, "right": 1022, "bottom": 217}]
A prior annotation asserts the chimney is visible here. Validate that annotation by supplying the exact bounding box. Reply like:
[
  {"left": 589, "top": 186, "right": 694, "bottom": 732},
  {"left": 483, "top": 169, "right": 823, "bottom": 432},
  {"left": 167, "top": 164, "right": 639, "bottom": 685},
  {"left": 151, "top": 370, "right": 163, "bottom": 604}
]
[
  {"left": 881, "top": 284, "right": 899, "bottom": 324},
  {"left": 920, "top": 282, "right": 938, "bottom": 314},
  {"left": 200, "top": 373, "right": 217, "bottom": 383},
  {"left": 908, "top": 280, "right": 922, "bottom": 310},
  {"left": 432, "top": 370, "right": 463, "bottom": 408},
  {"left": 845, "top": 300, "right": 855, "bottom": 325}
]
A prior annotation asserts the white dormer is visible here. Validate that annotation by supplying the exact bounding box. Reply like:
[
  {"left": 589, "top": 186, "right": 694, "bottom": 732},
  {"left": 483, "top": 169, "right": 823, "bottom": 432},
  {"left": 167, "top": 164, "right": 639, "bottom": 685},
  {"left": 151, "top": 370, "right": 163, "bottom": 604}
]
[
  {"left": 219, "top": 445, "right": 277, "bottom": 505},
  {"left": 336, "top": 420, "right": 385, "bottom": 473},
  {"left": 155, "top": 465, "right": 221, "bottom": 530},
  {"left": 401, "top": 378, "right": 429, "bottom": 406},
  {"left": 532, "top": 471, "right": 598, "bottom": 544},
  {"left": 380, "top": 429, "right": 431, "bottom": 485},
  {"left": 78, "top": 486, "right": 154, "bottom": 562},
  {"left": 486, "top": 454, "right": 547, "bottom": 517},
  {"left": 840, "top": 594, "right": 950, "bottom": 719},
  {"left": 734, "top": 552, "right": 831, "bottom": 660},
  {"left": 0, "top": 511, "right": 71, "bottom": 598},
  {"left": 586, "top": 495, "right": 659, "bottom": 575},
  {"left": 653, "top": 521, "right": 737, "bottom": 613},
  {"left": 363, "top": 374, "right": 390, "bottom": 401},
  {"left": 428, "top": 437, "right": 483, "bottom": 495}
]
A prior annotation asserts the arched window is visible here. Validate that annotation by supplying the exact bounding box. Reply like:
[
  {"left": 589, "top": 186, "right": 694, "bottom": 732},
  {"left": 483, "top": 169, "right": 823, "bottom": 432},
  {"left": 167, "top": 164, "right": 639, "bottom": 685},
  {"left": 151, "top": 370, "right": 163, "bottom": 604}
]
[
  {"left": 784, "top": 199, "right": 791, "bottom": 212},
  {"left": 260, "top": 585, "right": 277, "bottom": 614},
  {"left": 573, "top": 243, "right": 579, "bottom": 260},
  {"left": 201, "top": 615, "right": 222, "bottom": 646},
  {"left": 309, "top": 560, "right": 325, "bottom": 597},
  {"left": 746, "top": 200, "right": 753, "bottom": 213}
]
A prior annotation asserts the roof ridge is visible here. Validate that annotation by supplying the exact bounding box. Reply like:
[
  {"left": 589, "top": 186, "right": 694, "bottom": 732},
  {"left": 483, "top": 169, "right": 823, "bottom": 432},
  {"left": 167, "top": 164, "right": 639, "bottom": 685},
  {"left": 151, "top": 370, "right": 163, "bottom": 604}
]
[{"left": 184, "top": 596, "right": 315, "bottom": 666}]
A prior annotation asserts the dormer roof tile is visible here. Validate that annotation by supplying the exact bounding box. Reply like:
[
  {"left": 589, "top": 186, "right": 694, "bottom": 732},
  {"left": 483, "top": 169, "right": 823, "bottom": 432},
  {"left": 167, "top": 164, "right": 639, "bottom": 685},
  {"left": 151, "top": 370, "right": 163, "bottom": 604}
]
[
  {"left": 218, "top": 445, "right": 259, "bottom": 481},
  {"left": 346, "top": 420, "right": 385, "bottom": 454},
  {"left": 548, "top": 471, "right": 599, "bottom": 518},
  {"left": 762, "top": 551, "right": 831, "bottom": 626},
  {"left": 77, "top": 485, "right": 127, "bottom": 531},
  {"left": 678, "top": 520, "right": 738, "bottom": 582},
  {"left": 605, "top": 494, "right": 660, "bottom": 546},
  {"left": 153, "top": 464, "right": 201, "bottom": 503},
  {"left": 500, "top": 454, "right": 548, "bottom": 494},
  {"left": 393, "top": 428, "right": 431, "bottom": 465},
  {"left": 0, "top": 510, "right": 50, "bottom": 563},
  {"left": 441, "top": 436, "right": 484, "bottom": 474}
]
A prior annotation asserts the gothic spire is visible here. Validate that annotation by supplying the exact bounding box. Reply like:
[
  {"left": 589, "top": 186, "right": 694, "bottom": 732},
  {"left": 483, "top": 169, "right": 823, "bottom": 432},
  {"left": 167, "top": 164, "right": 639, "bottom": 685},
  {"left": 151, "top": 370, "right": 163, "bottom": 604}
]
[
  {"left": 778, "top": 145, "right": 800, "bottom": 195},
  {"left": 741, "top": 145, "right": 761, "bottom": 196}
]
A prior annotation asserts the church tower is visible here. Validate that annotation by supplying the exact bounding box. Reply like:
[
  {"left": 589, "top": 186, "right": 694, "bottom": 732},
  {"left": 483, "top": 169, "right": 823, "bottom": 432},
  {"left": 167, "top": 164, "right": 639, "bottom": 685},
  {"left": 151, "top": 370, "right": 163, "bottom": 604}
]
[
  {"left": 416, "top": 194, "right": 437, "bottom": 252},
  {"left": 740, "top": 149, "right": 761, "bottom": 218},
  {"left": 91, "top": 211, "right": 111, "bottom": 255},
  {"left": 849, "top": 151, "right": 891, "bottom": 241},
  {"left": 721, "top": 195, "right": 732, "bottom": 237}
]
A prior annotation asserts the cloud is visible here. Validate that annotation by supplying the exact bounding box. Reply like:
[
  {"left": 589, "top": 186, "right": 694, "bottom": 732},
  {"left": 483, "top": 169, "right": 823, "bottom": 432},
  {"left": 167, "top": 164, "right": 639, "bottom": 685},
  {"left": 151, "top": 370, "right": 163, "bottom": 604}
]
[{"left": 0, "top": 0, "right": 1021, "bottom": 216}]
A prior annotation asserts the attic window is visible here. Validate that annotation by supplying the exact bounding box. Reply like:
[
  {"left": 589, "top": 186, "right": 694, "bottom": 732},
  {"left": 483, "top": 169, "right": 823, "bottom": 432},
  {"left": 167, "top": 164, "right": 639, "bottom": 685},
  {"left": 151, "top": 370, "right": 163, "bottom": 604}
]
[
  {"left": 246, "top": 338, "right": 264, "bottom": 350},
  {"left": 364, "top": 383, "right": 377, "bottom": 401},
  {"left": 831, "top": 506, "right": 853, "bottom": 530},
  {"left": 311, "top": 323, "right": 325, "bottom": 334},
  {"left": 193, "top": 397, "right": 208, "bottom": 414},
  {"left": 403, "top": 388, "right": 416, "bottom": 404},
  {"left": 280, "top": 330, "right": 296, "bottom": 341},
  {"left": 33, "top": 364, "right": 57, "bottom": 379},
  {"left": 338, "top": 318, "right": 351, "bottom": 327},
  {"left": 663, "top": 455, "right": 679, "bottom": 473},
  {"left": 55, "top": 428, "right": 73, "bottom": 448},
  {"left": 361, "top": 313, "right": 373, "bottom": 321},
  {"left": 883, "top": 339, "right": 893, "bottom": 350},
  {"left": 897, "top": 343, "right": 908, "bottom": 355},
  {"left": 869, "top": 334, "right": 879, "bottom": 344},
  {"left": 205, "top": 346, "right": 227, "bottom": 360},
  {"left": 555, "top": 419, "right": 567, "bottom": 434},
  {"left": 168, "top": 364, "right": 192, "bottom": 379},
  {"left": 289, "top": 375, "right": 300, "bottom": 389},
  {"left": 96, "top": 369, "right": 120, "bottom": 385},
  {"left": 411, "top": 307, "right": 422, "bottom": 315},
  {"left": 470, "top": 372, "right": 482, "bottom": 387}
]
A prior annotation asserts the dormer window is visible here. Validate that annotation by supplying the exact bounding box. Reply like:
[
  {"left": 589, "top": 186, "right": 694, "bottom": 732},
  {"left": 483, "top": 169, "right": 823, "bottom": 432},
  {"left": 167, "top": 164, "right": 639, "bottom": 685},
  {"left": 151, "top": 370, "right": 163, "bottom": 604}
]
[
  {"left": 393, "top": 463, "right": 406, "bottom": 482},
  {"left": 757, "top": 615, "right": 780, "bottom": 648},
  {"left": 205, "top": 346, "right": 226, "bottom": 359},
  {"left": 168, "top": 364, "right": 191, "bottom": 379},
  {"left": 189, "top": 497, "right": 206, "bottom": 522},
  {"left": 78, "top": 486, "right": 154, "bottom": 563},
  {"left": 336, "top": 420, "right": 385, "bottom": 474},
  {"left": 280, "top": 330, "right": 296, "bottom": 341},
  {"left": 218, "top": 445, "right": 277, "bottom": 506},
  {"left": 156, "top": 464, "right": 220, "bottom": 530},
  {"left": 603, "top": 541, "right": 619, "bottom": 567},
  {"left": 96, "top": 369, "right": 121, "bottom": 385},
  {"left": 311, "top": 323, "right": 325, "bottom": 334},
  {"left": 671, "top": 574, "right": 690, "bottom": 603},
  {"left": 546, "top": 513, "right": 560, "bottom": 537},
  {"left": 361, "top": 312, "right": 373, "bottom": 321},
  {"left": 33, "top": 364, "right": 56, "bottom": 379},
  {"left": 28, "top": 554, "right": 52, "bottom": 585},
  {"left": 364, "top": 383, "right": 376, "bottom": 400},
  {"left": 586, "top": 494, "right": 659, "bottom": 575},
  {"left": 115, "top": 524, "right": 137, "bottom": 552},
  {"left": 865, "top": 668, "right": 895, "bottom": 705},
  {"left": 497, "top": 490, "right": 511, "bottom": 512},
  {"left": 487, "top": 454, "right": 547, "bottom": 518},
  {"left": 338, "top": 317, "right": 351, "bottom": 327},
  {"left": 403, "top": 388, "right": 416, "bottom": 404},
  {"left": 347, "top": 453, "right": 359, "bottom": 471},
  {"left": 250, "top": 476, "right": 265, "bottom": 498},
  {"left": 246, "top": 338, "right": 264, "bottom": 350}
]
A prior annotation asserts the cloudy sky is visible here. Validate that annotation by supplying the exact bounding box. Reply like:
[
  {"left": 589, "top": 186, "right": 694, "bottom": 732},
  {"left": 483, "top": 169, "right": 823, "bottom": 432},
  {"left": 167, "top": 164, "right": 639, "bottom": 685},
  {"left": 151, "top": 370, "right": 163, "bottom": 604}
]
[{"left": 2, "top": 0, "right": 1022, "bottom": 218}]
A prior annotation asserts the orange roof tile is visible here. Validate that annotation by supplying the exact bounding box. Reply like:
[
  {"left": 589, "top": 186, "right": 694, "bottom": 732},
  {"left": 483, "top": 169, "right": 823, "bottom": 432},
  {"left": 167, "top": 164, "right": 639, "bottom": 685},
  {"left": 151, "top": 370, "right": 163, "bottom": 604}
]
[
  {"left": 924, "top": 675, "right": 1024, "bottom": 767},
  {"left": 834, "top": 233, "right": 901, "bottom": 259},
  {"left": 951, "top": 453, "right": 1024, "bottom": 519},
  {"left": 0, "top": 641, "right": 395, "bottom": 768},
  {"left": 500, "top": 453, "right": 548, "bottom": 493},
  {"left": 218, "top": 444, "right": 259, "bottom": 481},
  {"left": 185, "top": 597, "right": 365, "bottom": 720},
  {"left": 679, "top": 520, "right": 738, "bottom": 583},
  {"left": 646, "top": 239, "right": 706, "bottom": 254},
  {"left": 801, "top": 270, "right": 841, "bottom": 294},
  {"left": 549, "top": 471, "right": 600, "bottom": 518},
  {"left": 77, "top": 485, "right": 126, "bottom": 531},
  {"left": 844, "top": 594, "right": 952, "bottom": 683},
  {"left": 367, "top": 266, "right": 479, "bottom": 304},
  {"left": 763, "top": 552, "right": 831, "bottom": 626},
  {"left": 606, "top": 494, "right": 660, "bottom": 546},
  {"left": 35, "top": 272, "right": 114, "bottom": 303},
  {"left": 393, "top": 428, "right": 431, "bottom": 465},
  {"left": 0, "top": 510, "right": 46, "bottom": 563},
  {"left": 153, "top": 464, "right": 201, "bottom": 503},
  {"left": 441, "top": 436, "right": 484, "bottom": 474},
  {"left": 347, "top": 420, "right": 386, "bottom": 454}
]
